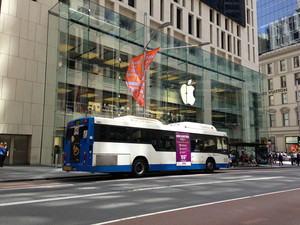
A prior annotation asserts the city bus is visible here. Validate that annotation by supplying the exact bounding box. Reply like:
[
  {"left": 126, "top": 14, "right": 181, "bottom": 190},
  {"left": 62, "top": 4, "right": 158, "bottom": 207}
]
[{"left": 63, "top": 116, "right": 229, "bottom": 176}]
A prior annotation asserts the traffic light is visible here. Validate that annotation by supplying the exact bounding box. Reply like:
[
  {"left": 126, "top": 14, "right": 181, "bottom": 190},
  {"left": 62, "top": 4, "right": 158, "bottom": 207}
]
[{"left": 298, "top": 136, "right": 300, "bottom": 144}]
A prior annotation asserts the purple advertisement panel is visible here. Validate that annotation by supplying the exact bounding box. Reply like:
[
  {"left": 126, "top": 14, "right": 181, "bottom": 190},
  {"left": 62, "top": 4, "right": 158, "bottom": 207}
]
[{"left": 176, "top": 132, "right": 191, "bottom": 166}]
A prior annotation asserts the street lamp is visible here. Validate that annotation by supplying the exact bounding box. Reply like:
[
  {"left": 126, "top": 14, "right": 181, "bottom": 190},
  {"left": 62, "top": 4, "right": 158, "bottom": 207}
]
[
  {"left": 143, "top": 22, "right": 172, "bottom": 52},
  {"left": 142, "top": 21, "right": 171, "bottom": 116},
  {"left": 159, "top": 42, "right": 210, "bottom": 51}
]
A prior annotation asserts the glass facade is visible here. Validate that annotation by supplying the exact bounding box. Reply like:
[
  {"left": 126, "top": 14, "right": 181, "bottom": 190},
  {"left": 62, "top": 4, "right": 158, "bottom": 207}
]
[
  {"left": 41, "top": 1, "right": 267, "bottom": 165},
  {"left": 257, "top": 0, "right": 300, "bottom": 54}
]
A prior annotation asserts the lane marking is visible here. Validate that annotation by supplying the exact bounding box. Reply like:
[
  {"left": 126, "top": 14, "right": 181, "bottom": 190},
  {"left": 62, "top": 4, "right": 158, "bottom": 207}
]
[
  {"left": 92, "top": 187, "right": 300, "bottom": 225},
  {"left": 0, "top": 176, "right": 290, "bottom": 207}
]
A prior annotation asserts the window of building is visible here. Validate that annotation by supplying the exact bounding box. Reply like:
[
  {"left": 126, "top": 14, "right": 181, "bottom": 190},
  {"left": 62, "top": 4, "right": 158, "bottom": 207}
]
[
  {"left": 150, "top": 0, "right": 153, "bottom": 16},
  {"left": 267, "top": 63, "right": 273, "bottom": 74},
  {"left": 225, "top": 18, "right": 229, "bottom": 31},
  {"left": 269, "top": 113, "right": 275, "bottom": 127},
  {"left": 268, "top": 79, "right": 273, "bottom": 90},
  {"left": 283, "top": 113, "right": 289, "bottom": 126},
  {"left": 281, "top": 76, "right": 286, "bottom": 88},
  {"left": 198, "top": 2, "right": 201, "bottom": 16},
  {"left": 247, "top": 9, "right": 250, "bottom": 25},
  {"left": 237, "top": 25, "right": 240, "bottom": 37},
  {"left": 188, "top": 14, "right": 193, "bottom": 35},
  {"left": 294, "top": 56, "right": 299, "bottom": 68},
  {"left": 210, "top": 9, "right": 214, "bottom": 22},
  {"left": 295, "top": 91, "right": 300, "bottom": 102},
  {"left": 128, "top": 0, "right": 135, "bottom": 7},
  {"left": 216, "top": 13, "right": 220, "bottom": 26},
  {"left": 237, "top": 39, "right": 241, "bottom": 56},
  {"left": 160, "top": 0, "right": 164, "bottom": 21},
  {"left": 177, "top": 8, "right": 182, "bottom": 29},
  {"left": 282, "top": 93, "right": 288, "bottom": 104},
  {"left": 221, "top": 31, "right": 225, "bottom": 49},
  {"left": 269, "top": 95, "right": 274, "bottom": 106},
  {"left": 170, "top": 4, "right": 173, "bottom": 26},
  {"left": 227, "top": 35, "right": 231, "bottom": 52},
  {"left": 196, "top": 19, "right": 201, "bottom": 38},
  {"left": 280, "top": 60, "right": 286, "bottom": 71},
  {"left": 295, "top": 72, "right": 300, "bottom": 85}
]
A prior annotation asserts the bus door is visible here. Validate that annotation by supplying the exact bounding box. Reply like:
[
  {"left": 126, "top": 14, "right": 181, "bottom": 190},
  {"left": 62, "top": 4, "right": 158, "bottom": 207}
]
[{"left": 66, "top": 119, "right": 91, "bottom": 166}]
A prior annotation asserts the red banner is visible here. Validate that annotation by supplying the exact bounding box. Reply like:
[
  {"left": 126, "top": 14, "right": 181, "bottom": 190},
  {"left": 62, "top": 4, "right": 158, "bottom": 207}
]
[{"left": 126, "top": 48, "right": 159, "bottom": 107}]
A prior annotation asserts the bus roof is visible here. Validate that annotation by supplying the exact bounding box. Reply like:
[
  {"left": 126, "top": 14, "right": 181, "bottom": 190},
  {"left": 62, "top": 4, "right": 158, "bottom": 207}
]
[{"left": 93, "top": 116, "right": 227, "bottom": 137}]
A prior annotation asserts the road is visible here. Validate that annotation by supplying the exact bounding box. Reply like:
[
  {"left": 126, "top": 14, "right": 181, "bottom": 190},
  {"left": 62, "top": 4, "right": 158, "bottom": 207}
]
[{"left": 0, "top": 168, "right": 300, "bottom": 225}]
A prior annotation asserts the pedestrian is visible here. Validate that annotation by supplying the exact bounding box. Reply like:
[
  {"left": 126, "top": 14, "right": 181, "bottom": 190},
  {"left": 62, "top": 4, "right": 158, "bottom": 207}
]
[
  {"left": 297, "top": 153, "right": 300, "bottom": 166},
  {"left": 2, "top": 142, "right": 8, "bottom": 165},
  {"left": 273, "top": 152, "right": 278, "bottom": 164},
  {"left": 290, "top": 152, "right": 294, "bottom": 165},
  {"left": 267, "top": 153, "right": 272, "bottom": 165},
  {"left": 249, "top": 153, "right": 258, "bottom": 166},
  {"left": 0, "top": 142, "right": 5, "bottom": 168},
  {"left": 229, "top": 151, "right": 236, "bottom": 167},
  {"left": 278, "top": 152, "right": 283, "bottom": 166}
]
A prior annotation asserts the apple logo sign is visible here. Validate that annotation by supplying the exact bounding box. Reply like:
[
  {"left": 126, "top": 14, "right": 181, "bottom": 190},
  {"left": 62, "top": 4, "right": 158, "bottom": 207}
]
[{"left": 180, "top": 79, "right": 195, "bottom": 105}]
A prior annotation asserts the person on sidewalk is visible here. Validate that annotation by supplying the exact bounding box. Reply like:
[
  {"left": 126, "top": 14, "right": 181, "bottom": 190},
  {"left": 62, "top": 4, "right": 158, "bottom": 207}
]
[
  {"left": 249, "top": 153, "right": 258, "bottom": 166},
  {"left": 0, "top": 142, "right": 5, "bottom": 168},
  {"left": 278, "top": 152, "right": 283, "bottom": 166},
  {"left": 297, "top": 153, "right": 300, "bottom": 166},
  {"left": 290, "top": 152, "right": 295, "bottom": 166},
  {"left": 2, "top": 142, "right": 8, "bottom": 165}
]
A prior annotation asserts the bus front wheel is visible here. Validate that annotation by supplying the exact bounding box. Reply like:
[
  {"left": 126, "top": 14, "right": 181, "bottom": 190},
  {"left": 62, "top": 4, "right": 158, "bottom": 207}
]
[
  {"left": 205, "top": 159, "right": 215, "bottom": 173},
  {"left": 132, "top": 158, "right": 148, "bottom": 177}
]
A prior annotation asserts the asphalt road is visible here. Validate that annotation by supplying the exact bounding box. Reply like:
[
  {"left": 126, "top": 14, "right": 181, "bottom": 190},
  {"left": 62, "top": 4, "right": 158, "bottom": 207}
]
[{"left": 0, "top": 168, "right": 300, "bottom": 225}]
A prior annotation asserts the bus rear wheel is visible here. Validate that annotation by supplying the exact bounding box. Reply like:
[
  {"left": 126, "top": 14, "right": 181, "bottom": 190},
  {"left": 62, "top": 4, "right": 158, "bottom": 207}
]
[
  {"left": 205, "top": 159, "right": 215, "bottom": 173},
  {"left": 132, "top": 158, "right": 148, "bottom": 177}
]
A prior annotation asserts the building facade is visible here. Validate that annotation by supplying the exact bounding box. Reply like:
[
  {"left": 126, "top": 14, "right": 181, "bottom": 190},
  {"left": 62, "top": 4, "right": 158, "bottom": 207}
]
[
  {"left": 0, "top": 0, "right": 266, "bottom": 166},
  {"left": 257, "top": 0, "right": 300, "bottom": 54},
  {"left": 259, "top": 43, "right": 300, "bottom": 153}
]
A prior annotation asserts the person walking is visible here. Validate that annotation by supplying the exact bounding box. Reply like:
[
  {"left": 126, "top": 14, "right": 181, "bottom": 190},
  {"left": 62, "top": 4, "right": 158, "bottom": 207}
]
[
  {"left": 290, "top": 152, "right": 295, "bottom": 166},
  {"left": 2, "top": 142, "right": 8, "bottom": 165},
  {"left": 297, "top": 153, "right": 300, "bottom": 166},
  {"left": 278, "top": 153, "right": 283, "bottom": 166},
  {"left": 0, "top": 142, "right": 5, "bottom": 168}
]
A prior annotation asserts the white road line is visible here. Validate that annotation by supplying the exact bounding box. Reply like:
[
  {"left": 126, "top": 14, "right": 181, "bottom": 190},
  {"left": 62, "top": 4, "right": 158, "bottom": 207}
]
[
  {"left": 92, "top": 187, "right": 300, "bottom": 225},
  {"left": 0, "top": 176, "right": 285, "bottom": 207}
]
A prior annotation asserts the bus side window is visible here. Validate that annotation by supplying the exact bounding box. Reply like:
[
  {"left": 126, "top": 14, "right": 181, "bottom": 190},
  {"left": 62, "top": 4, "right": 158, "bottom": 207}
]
[{"left": 204, "top": 138, "right": 216, "bottom": 152}]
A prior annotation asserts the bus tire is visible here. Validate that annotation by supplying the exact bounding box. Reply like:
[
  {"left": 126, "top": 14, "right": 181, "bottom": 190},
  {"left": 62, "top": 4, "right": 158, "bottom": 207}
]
[
  {"left": 132, "top": 158, "right": 148, "bottom": 177},
  {"left": 205, "top": 159, "right": 215, "bottom": 173}
]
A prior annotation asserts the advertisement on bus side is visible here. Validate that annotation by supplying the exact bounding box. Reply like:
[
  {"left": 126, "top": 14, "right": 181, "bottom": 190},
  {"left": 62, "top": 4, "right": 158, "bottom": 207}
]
[{"left": 176, "top": 132, "right": 191, "bottom": 166}]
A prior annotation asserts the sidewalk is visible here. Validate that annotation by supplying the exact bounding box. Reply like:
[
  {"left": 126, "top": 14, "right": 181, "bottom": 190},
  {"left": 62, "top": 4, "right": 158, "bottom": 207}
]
[
  {"left": 0, "top": 162, "right": 297, "bottom": 182},
  {"left": 0, "top": 165, "right": 102, "bottom": 182}
]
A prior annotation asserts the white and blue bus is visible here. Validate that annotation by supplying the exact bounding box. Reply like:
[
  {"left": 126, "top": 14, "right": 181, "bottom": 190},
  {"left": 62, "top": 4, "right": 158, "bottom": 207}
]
[{"left": 63, "top": 116, "right": 229, "bottom": 176}]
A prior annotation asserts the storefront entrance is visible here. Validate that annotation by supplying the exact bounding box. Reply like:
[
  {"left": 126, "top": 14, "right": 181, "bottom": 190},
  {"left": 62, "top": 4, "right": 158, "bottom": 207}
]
[{"left": 0, "top": 135, "right": 30, "bottom": 165}]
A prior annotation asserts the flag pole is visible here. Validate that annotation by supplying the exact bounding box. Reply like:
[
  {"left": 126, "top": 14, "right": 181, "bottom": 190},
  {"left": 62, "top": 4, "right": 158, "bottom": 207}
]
[{"left": 143, "top": 12, "right": 147, "bottom": 117}]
